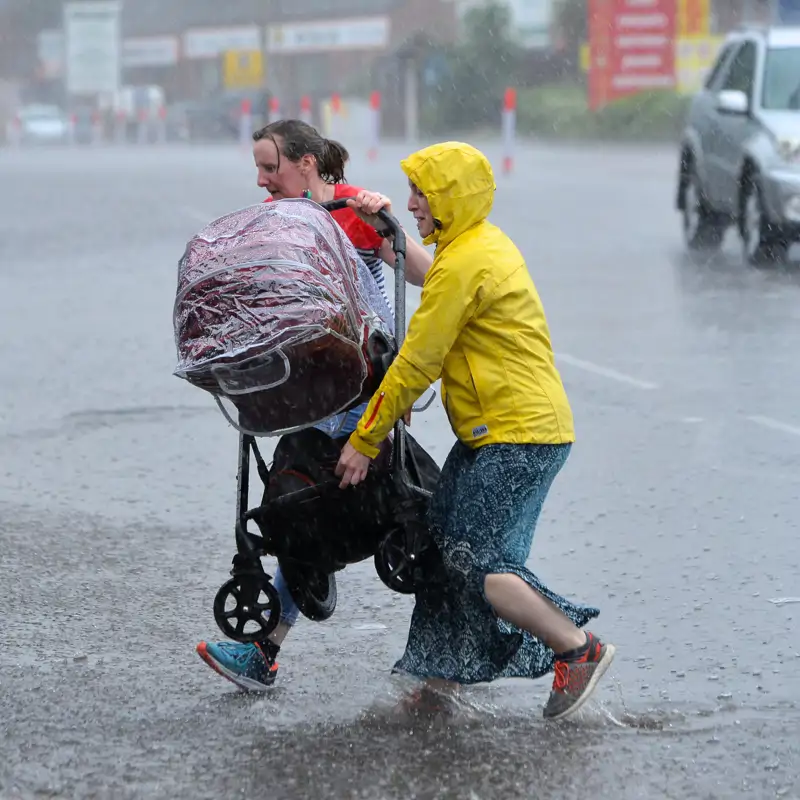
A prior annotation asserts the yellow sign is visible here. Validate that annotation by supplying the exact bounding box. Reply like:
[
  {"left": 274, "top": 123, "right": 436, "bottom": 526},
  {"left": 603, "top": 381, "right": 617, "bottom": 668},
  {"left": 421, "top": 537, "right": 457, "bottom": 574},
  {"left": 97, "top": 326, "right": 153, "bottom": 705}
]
[
  {"left": 675, "top": 35, "right": 724, "bottom": 95},
  {"left": 222, "top": 49, "right": 264, "bottom": 90},
  {"left": 580, "top": 42, "right": 590, "bottom": 72},
  {"left": 678, "top": 0, "right": 710, "bottom": 37}
]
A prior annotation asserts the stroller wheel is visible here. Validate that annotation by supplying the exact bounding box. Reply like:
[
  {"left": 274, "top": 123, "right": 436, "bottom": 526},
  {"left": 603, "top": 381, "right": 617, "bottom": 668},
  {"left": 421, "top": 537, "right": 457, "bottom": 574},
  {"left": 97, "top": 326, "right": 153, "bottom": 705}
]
[
  {"left": 375, "top": 525, "right": 435, "bottom": 595},
  {"left": 278, "top": 559, "right": 337, "bottom": 621},
  {"left": 213, "top": 575, "right": 281, "bottom": 643}
]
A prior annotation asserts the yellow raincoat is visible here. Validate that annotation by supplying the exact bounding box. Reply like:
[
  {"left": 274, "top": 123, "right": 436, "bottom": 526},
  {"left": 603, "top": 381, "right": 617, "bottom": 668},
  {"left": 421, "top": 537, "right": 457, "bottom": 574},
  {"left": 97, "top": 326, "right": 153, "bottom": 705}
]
[{"left": 348, "top": 141, "right": 575, "bottom": 459}]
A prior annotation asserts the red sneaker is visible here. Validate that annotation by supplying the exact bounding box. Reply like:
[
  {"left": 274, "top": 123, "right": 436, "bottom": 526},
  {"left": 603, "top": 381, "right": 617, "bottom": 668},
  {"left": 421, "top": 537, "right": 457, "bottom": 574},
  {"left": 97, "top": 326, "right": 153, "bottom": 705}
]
[{"left": 543, "top": 632, "right": 616, "bottom": 721}]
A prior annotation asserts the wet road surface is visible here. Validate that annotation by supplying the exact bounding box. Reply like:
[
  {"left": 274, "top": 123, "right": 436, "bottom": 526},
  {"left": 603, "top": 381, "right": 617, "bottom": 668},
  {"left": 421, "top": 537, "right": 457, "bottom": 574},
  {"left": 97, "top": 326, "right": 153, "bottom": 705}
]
[{"left": 1, "top": 140, "right": 799, "bottom": 799}]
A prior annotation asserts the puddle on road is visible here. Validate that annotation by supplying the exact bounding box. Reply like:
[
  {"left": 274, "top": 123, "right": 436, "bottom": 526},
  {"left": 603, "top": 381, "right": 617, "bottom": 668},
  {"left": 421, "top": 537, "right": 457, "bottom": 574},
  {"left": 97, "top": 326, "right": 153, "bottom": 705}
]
[{"left": 240, "top": 687, "right": 800, "bottom": 800}]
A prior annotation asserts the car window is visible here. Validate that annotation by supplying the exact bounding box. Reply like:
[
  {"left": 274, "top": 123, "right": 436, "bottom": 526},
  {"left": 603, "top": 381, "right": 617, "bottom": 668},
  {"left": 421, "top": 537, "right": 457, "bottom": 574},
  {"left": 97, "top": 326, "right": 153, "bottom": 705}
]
[
  {"left": 762, "top": 45, "right": 800, "bottom": 110},
  {"left": 721, "top": 40, "right": 757, "bottom": 98},
  {"left": 704, "top": 43, "right": 737, "bottom": 90}
]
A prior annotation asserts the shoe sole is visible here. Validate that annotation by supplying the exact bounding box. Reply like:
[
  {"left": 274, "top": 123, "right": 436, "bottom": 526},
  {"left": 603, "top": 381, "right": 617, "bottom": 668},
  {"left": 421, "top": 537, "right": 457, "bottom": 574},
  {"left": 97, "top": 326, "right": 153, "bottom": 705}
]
[
  {"left": 196, "top": 642, "right": 276, "bottom": 693},
  {"left": 545, "top": 643, "right": 617, "bottom": 722}
]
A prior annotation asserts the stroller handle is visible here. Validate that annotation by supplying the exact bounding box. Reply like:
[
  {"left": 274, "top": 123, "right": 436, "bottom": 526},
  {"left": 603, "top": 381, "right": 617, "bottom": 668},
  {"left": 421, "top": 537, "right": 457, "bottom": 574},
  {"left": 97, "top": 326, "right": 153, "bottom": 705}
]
[
  {"left": 319, "top": 198, "right": 407, "bottom": 259},
  {"left": 319, "top": 198, "right": 430, "bottom": 498}
]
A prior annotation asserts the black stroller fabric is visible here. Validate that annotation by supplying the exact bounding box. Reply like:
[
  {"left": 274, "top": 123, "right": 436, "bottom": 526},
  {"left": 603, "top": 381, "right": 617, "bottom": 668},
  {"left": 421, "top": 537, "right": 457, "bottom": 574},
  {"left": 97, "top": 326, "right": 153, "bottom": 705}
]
[{"left": 257, "top": 428, "right": 441, "bottom": 572}]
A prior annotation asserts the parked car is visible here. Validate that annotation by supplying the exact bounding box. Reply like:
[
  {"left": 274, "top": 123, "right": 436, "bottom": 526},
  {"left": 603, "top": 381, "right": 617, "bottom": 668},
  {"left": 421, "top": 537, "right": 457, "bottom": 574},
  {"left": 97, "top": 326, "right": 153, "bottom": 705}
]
[
  {"left": 16, "top": 104, "right": 68, "bottom": 145},
  {"left": 676, "top": 25, "right": 800, "bottom": 265}
]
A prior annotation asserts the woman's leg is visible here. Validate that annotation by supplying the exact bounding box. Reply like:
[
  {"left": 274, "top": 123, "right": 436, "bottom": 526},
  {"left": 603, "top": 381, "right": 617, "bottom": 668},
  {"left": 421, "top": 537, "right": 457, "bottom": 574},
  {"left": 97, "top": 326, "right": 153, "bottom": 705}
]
[
  {"left": 269, "top": 566, "right": 300, "bottom": 646},
  {"left": 483, "top": 573, "right": 585, "bottom": 653},
  {"left": 473, "top": 444, "right": 614, "bottom": 720},
  {"left": 267, "top": 411, "right": 361, "bottom": 646},
  {"left": 195, "top": 566, "right": 297, "bottom": 690},
  {"left": 397, "top": 441, "right": 611, "bottom": 719}
]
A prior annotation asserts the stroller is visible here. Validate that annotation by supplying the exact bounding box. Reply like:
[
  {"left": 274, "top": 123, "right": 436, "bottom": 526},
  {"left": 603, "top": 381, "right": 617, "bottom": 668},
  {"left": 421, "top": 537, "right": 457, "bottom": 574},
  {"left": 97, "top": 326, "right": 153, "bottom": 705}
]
[{"left": 173, "top": 197, "right": 443, "bottom": 644}]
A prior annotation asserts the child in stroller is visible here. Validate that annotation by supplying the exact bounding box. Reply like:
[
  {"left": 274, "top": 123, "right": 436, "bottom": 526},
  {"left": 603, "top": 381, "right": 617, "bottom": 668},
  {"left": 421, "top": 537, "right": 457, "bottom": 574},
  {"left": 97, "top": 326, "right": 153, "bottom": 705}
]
[{"left": 173, "top": 195, "right": 443, "bottom": 691}]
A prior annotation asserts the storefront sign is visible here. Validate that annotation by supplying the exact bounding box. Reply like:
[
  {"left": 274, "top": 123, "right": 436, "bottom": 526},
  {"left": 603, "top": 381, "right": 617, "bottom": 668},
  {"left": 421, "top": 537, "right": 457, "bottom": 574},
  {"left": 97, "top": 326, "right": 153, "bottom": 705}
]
[
  {"left": 588, "top": 0, "right": 676, "bottom": 110},
  {"left": 183, "top": 26, "right": 261, "bottom": 60},
  {"left": 123, "top": 36, "right": 179, "bottom": 68},
  {"left": 266, "top": 17, "right": 390, "bottom": 54}
]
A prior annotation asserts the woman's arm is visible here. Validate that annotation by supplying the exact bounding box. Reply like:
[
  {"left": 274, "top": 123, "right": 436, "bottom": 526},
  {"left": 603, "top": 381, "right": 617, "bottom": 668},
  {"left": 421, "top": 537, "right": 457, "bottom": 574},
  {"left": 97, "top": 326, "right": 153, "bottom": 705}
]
[
  {"left": 346, "top": 192, "right": 432, "bottom": 287},
  {"left": 378, "top": 235, "right": 431, "bottom": 287},
  {"left": 347, "top": 257, "right": 481, "bottom": 458}
]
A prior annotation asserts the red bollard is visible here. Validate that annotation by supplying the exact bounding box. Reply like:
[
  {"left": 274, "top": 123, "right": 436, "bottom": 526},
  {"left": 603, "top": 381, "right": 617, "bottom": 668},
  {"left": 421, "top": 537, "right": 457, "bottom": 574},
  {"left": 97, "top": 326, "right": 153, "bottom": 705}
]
[
  {"left": 368, "top": 91, "right": 381, "bottom": 162},
  {"left": 137, "top": 108, "right": 149, "bottom": 144},
  {"left": 268, "top": 96, "right": 281, "bottom": 124},
  {"left": 157, "top": 105, "right": 167, "bottom": 144},
  {"left": 329, "top": 92, "right": 343, "bottom": 139},
  {"left": 502, "top": 87, "right": 517, "bottom": 175},
  {"left": 300, "top": 95, "right": 312, "bottom": 125},
  {"left": 91, "top": 109, "right": 104, "bottom": 145},
  {"left": 7, "top": 113, "right": 21, "bottom": 146},
  {"left": 115, "top": 109, "right": 126, "bottom": 144},
  {"left": 240, "top": 98, "right": 252, "bottom": 149}
]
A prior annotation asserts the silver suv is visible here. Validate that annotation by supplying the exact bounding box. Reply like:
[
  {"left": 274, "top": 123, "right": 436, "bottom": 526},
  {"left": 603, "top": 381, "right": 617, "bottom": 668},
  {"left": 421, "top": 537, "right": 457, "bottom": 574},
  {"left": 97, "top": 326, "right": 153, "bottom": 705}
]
[{"left": 676, "top": 26, "right": 800, "bottom": 264}]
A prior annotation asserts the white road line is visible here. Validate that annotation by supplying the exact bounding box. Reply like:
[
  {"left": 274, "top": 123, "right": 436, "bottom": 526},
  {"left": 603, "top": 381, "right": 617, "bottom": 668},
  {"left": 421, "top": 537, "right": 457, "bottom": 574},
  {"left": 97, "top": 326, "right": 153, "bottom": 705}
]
[
  {"left": 746, "top": 415, "right": 800, "bottom": 438},
  {"left": 556, "top": 353, "right": 659, "bottom": 390}
]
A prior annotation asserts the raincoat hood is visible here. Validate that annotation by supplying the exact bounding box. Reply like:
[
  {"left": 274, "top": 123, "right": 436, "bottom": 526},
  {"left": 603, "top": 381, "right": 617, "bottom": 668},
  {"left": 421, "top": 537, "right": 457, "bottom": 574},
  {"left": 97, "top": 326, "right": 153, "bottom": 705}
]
[{"left": 400, "top": 141, "right": 496, "bottom": 249}]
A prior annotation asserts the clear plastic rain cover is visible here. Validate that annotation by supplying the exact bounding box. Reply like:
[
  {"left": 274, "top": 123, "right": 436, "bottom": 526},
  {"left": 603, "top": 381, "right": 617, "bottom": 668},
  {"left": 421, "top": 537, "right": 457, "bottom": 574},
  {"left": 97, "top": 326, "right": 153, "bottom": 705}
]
[{"left": 173, "top": 198, "right": 395, "bottom": 436}]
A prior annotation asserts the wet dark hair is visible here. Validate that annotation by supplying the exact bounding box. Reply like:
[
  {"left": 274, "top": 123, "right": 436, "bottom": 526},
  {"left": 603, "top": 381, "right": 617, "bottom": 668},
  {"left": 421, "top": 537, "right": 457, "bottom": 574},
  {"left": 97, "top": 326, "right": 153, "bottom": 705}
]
[{"left": 252, "top": 119, "right": 348, "bottom": 184}]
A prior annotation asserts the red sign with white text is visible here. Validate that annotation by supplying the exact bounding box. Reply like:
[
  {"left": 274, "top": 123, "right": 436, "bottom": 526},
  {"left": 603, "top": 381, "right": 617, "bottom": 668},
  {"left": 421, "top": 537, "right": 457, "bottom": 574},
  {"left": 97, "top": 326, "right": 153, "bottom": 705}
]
[{"left": 588, "top": 0, "right": 676, "bottom": 110}]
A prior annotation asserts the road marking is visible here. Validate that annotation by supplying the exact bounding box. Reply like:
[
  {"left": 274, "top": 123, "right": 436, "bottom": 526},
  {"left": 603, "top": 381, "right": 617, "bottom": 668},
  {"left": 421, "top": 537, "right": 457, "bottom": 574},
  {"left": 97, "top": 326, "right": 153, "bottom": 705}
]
[
  {"left": 746, "top": 415, "right": 800, "bottom": 438},
  {"left": 557, "top": 353, "right": 659, "bottom": 390}
]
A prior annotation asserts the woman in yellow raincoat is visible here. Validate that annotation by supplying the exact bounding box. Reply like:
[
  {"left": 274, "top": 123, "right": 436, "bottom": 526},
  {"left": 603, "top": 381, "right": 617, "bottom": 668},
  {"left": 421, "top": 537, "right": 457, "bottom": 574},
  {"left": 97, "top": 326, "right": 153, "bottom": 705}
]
[{"left": 336, "top": 141, "right": 616, "bottom": 721}]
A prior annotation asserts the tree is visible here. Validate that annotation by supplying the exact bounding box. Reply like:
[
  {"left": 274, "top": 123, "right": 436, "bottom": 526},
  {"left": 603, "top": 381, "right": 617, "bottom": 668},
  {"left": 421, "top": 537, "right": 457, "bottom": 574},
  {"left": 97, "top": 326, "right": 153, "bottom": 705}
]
[
  {"left": 555, "top": 0, "right": 588, "bottom": 48},
  {"left": 423, "top": 1, "right": 523, "bottom": 132},
  {"left": 0, "top": 0, "right": 62, "bottom": 78}
]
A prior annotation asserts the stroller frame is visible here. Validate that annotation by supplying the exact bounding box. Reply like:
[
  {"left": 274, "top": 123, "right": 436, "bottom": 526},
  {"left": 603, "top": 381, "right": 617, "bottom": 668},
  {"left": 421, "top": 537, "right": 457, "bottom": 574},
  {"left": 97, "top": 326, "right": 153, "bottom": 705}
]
[{"left": 213, "top": 199, "right": 440, "bottom": 645}]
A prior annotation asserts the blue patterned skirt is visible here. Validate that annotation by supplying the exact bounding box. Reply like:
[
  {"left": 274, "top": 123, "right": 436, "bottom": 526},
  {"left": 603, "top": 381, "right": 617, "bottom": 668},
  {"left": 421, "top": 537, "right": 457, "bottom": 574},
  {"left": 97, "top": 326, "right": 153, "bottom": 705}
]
[{"left": 393, "top": 441, "right": 600, "bottom": 685}]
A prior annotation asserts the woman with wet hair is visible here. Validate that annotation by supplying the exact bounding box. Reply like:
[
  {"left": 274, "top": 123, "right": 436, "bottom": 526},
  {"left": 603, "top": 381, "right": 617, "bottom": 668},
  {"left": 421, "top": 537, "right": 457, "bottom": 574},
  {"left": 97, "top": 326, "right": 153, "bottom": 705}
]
[
  {"left": 195, "top": 119, "right": 433, "bottom": 692},
  {"left": 250, "top": 119, "right": 431, "bottom": 292}
]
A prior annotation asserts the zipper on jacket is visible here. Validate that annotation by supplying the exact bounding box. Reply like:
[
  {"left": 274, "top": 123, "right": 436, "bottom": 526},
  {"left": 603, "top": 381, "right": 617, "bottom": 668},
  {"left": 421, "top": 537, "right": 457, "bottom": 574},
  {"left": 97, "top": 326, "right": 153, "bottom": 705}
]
[{"left": 365, "top": 392, "right": 385, "bottom": 429}]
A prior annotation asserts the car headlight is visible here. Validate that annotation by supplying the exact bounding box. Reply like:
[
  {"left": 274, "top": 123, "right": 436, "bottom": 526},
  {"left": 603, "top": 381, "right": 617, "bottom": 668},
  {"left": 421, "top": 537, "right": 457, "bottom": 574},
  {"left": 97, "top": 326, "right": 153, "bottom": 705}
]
[{"left": 777, "top": 138, "right": 800, "bottom": 163}]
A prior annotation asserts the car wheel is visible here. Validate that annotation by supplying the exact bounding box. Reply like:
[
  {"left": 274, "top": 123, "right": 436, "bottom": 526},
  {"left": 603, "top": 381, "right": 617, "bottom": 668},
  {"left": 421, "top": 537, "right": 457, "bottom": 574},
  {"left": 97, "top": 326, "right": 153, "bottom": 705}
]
[
  {"left": 741, "top": 179, "right": 789, "bottom": 266},
  {"left": 277, "top": 558, "right": 337, "bottom": 621},
  {"left": 681, "top": 168, "right": 727, "bottom": 252}
]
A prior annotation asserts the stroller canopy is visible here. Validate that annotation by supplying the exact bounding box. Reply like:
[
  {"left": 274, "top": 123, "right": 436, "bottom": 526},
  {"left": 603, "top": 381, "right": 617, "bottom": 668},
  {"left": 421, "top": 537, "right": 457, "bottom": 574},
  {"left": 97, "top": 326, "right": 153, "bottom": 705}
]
[{"left": 173, "top": 198, "right": 394, "bottom": 436}]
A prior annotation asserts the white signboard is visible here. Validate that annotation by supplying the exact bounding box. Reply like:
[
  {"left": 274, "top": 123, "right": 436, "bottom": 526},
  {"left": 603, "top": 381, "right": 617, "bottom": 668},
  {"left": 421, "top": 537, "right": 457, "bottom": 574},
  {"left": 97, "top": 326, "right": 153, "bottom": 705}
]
[
  {"left": 515, "top": 0, "right": 554, "bottom": 49},
  {"left": 266, "top": 17, "right": 390, "bottom": 54},
  {"left": 123, "top": 36, "right": 179, "bottom": 68},
  {"left": 183, "top": 27, "right": 261, "bottom": 60},
  {"left": 64, "top": 1, "right": 121, "bottom": 95}
]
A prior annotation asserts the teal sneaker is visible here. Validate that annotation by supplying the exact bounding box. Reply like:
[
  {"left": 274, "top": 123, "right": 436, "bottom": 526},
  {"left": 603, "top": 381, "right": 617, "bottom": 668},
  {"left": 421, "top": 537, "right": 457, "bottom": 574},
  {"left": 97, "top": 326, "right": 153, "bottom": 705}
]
[{"left": 196, "top": 640, "right": 279, "bottom": 692}]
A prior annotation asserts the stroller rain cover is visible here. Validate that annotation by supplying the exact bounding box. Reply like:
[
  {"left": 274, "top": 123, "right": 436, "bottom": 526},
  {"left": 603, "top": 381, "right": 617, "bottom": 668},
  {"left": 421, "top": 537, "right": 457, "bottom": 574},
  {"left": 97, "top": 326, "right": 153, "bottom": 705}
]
[{"left": 173, "top": 198, "right": 395, "bottom": 436}]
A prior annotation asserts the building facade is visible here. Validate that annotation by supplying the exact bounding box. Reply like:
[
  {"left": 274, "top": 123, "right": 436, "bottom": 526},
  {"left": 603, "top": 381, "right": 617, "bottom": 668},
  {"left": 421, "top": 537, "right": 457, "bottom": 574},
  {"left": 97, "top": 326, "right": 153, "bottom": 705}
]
[{"left": 18, "top": 0, "right": 457, "bottom": 109}]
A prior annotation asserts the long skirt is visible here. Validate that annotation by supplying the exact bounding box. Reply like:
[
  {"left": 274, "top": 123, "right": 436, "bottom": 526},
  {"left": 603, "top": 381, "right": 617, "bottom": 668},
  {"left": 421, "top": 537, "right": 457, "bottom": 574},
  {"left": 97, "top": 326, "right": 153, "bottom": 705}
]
[{"left": 393, "top": 441, "right": 600, "bottom": 685}]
